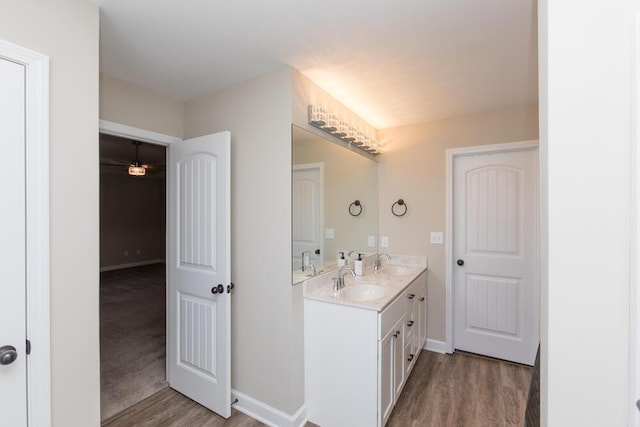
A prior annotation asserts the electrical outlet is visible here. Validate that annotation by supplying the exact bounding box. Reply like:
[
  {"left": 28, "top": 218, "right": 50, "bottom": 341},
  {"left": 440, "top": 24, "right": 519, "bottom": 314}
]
[
  {"left": 430, "top": 232, "right": 444, "bottom": 245},
  {"left": 381, "top": 236, "right": 389, "bottom": 248},
  {"left": 325, "top": 228, "right": 335, "bottom": 239},
  {"left": 368, "top": 235, "right": 375, "bottom": 247}
]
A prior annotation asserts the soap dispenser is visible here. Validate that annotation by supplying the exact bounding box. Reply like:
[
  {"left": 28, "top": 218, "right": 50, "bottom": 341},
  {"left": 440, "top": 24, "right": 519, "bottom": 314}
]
[
  {"left": 354, "top": 253, "right": 364, "bottom": 276},
  {"left": 338, "top": 251, "right": 346, "bottom": 267}
]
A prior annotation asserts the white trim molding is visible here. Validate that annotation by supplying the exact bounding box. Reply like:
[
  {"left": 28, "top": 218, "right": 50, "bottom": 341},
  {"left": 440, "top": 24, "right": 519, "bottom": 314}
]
[
  {"left": 629, "top": 14, "right": 640, "bottom": 426},
  {"left": 425, "top": 339, "right": 447, "bottom": 354},
  {"left": 231, "top": 389, "right": 306, "bottom": 427},
  {"left": 444, "top": 140, "right": 539, "bottom": 354},
  {"left": 99, "top": 119, "right": 181, "bottom": 145},
  {"left": 0, "top": 38, "right": 51, "bottom": 427}
]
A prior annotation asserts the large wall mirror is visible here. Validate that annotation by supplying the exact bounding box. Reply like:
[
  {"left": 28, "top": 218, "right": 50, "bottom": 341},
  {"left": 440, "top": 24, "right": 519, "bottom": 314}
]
[{"left": 292, "top": 125, "right": 378, "bottom": 285}]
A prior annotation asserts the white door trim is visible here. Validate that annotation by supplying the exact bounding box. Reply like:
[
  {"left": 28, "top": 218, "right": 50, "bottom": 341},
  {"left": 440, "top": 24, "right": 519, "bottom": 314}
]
[
  {"left": 99, "top": 120, "right": 182, "bottom": 145},
  {"left": 0, "top": 39, "right": 50, "bottom": 426},
  {"left": 98, "top": 120, "right": 179, "bottom": 384},
  {"left": 629, "top": 14, "right": 640, "bottom": 426},
  {"left": 445, "top": 140, "right": 539, "bottom": 354}
]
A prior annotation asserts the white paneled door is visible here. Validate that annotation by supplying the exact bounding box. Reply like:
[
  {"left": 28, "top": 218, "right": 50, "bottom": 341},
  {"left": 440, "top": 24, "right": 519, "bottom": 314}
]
[
  {"left": 453, "top": 148, "right": 538, "bottom": 365},
  {"left": 0, "top": 57, "right": 27, "bottom": 425},
  {"left": 292, "top": 163, "right": 323, "bottom": 269},
  {"left": 168, "top": 132, "right": 231, "bottom": 417}
]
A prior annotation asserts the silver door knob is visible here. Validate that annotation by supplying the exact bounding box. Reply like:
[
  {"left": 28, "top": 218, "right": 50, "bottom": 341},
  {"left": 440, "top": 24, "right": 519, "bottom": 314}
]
[{"left": 0, "top": 345, "right": 18, "bottom": 365}]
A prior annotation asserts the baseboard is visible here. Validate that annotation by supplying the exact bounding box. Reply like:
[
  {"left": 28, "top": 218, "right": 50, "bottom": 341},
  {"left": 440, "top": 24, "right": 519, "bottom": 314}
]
[
  {"left": 425, "top": 339, "right": 448, "bottom": 354},
  {"left": 231, "top": 389, "right": 306, "bottom": 427},
  {"left": 100, "top": 259, "right": 165, "bottom": 272}
]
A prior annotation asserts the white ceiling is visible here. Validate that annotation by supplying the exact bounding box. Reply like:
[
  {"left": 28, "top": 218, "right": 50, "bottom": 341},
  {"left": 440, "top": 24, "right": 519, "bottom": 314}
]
[{"left": 96, "top": 0, "right": 537, "bottom": 129}]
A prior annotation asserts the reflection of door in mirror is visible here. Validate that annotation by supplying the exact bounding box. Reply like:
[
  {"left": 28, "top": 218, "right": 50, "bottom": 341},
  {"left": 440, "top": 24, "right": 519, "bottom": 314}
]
[{"left": 292, "top": 163, "right": 324, "bottom": 271}]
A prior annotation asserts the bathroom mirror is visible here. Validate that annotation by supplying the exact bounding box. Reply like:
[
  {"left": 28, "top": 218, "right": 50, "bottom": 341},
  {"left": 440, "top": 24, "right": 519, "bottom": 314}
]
[{"left": 292, "top": 125, "right": 378, "bottom": 285}]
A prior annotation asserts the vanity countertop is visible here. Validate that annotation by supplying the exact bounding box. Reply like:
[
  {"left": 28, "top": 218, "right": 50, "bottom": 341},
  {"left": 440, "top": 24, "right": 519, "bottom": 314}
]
[{"left": 303, "top": 255, "right": 428, "bottom": 312}]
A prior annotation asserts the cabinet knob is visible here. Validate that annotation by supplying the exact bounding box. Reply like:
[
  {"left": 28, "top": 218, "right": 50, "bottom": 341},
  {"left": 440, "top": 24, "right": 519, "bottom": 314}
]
[
  {"left": 457, "top": 259, "right": 465, "bottom": 266},
  {"left": 407, "top": 353, "right": 414, "bottom": 362},
  {"left": 407, "top": 320, "right": 414, "bottom": 327},
  {"left": 420, "top": 297, "right": 425, "bottom": 301},
  {"left": 407, "top": 293, "right": 415, "bottom": 300}
]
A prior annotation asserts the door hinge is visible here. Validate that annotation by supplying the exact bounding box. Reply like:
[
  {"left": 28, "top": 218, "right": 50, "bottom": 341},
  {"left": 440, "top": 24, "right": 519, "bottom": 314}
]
[{"left": 26, "top": 339, "right": 31, "bottom": 355}]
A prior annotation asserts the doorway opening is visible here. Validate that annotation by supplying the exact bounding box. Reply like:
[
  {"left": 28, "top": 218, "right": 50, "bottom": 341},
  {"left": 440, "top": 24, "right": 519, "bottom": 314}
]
[{"left": 99, "top": 133, "right": 168, "bottom": 421}]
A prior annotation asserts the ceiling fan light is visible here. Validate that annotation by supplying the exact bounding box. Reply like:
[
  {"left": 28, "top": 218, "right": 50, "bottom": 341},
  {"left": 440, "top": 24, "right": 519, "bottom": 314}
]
[{"left": 128, "top": 164, "right": 146, "bottom": 176}]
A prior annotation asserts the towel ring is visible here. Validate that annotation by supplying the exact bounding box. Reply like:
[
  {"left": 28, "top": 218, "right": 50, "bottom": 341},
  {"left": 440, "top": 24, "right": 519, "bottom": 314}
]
[
  {"left": 349, "top": 200, "right": 363, "bottom": 217},
  {"left": 391, "top": 199, "right": 408, "bottom": 217}
]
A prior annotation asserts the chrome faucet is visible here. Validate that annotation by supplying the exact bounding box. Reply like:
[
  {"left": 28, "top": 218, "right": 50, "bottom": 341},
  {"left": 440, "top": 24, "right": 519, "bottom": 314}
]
[
  {"left": 374, "top": 253, "right": 391, "bottom": 272},
  {"left": 334, "top": 266, "right": 356, "bottom": 291}
]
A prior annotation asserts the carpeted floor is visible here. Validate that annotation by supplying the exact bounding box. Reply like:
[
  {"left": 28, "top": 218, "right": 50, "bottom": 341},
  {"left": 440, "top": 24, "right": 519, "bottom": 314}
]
[{"left": 100, "top": 263, "right": 168, "bottom": 421}]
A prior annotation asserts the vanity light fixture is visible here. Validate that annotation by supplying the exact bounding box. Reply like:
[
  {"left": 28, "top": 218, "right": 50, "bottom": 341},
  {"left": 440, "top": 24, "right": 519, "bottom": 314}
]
[
  {"left": 308, "top": 105, "right": 381, "bottom": 156},
  {"left": 128, "top": 141, "right": 146, "bottom": 176}
]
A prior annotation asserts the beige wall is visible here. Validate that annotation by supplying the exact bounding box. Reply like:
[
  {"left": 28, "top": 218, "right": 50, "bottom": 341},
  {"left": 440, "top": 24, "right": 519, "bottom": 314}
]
[
  {"left": 183, "top": 68, "right": 303, "bottom": 414},
  {"left": 0, "top": 1, "right": 100, "bottom": 426},
  {"left": 540, "top": 0, "right": 638, "bottom": 425},
  {"left": 100, "top": 73, "right": 184, "bottom": 138},
  {"left": 377, "top": 104, "right": 539, "bottom": 342}
]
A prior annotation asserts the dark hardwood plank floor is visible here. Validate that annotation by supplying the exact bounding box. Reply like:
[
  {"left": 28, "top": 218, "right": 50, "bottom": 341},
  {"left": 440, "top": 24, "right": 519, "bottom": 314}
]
[
  {"left": 387, "top": 351, "right": 532, "bottom": 427},
  {"left": 103, "top": 350, "right": 531, "bottom": 426},
  {"left": 102, "top": 387, "right": 265, "bottom": 427}
]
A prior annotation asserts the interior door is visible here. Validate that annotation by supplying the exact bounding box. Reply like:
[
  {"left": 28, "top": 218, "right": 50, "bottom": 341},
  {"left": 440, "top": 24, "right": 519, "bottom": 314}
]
[
  {"left": 292, "top": 163, "right": 323, "bottom": 269},
  {"left": 168, "top": 131, "right": 231, "bottom": 417},
  {"left": 0, "top": 57, "right": 27, "bottom": 425},
  {"left": 453, "top": 148, "right": 538, "bottom": 365}
]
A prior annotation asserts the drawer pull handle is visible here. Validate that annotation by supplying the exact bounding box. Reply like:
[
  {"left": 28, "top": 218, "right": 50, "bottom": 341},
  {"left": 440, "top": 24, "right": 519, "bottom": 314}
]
[
  {"left": 407, "top": 320, "right": 414, "bottom": 327},
  {"left": 407, "top": 353, "right": 414, "bottom": 362},
  {"left": 407, "top": 293, "right": 415, "bottom": 299}
]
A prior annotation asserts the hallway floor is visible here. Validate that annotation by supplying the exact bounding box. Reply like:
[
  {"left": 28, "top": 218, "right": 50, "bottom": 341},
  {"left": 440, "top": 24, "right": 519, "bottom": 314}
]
[{"left": 100, "top": 263, "right": 167, "bottom": 421}]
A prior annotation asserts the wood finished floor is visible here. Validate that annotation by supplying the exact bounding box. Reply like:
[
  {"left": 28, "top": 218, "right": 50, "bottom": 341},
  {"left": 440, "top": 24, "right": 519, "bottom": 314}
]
[{"left": 103, "top": 351, "right": 531, "bottom": 427}]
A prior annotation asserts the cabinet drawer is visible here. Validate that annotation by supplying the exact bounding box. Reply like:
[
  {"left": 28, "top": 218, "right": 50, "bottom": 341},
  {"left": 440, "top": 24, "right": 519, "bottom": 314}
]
[
  {"left": 379, "top": 292, "right": 406, "bottom": 340},
  {"left": 405, "top": 272, "right": 426, "bottom": 301}
]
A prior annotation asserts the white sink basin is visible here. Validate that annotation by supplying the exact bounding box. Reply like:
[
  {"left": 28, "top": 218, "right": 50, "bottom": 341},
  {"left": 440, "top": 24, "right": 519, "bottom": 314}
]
[
  {"left": 380, "top": 265, "right": 412, "bottom": 275},
  {"left": 340, "top": 284, "right": 386, "bottom": 302}
]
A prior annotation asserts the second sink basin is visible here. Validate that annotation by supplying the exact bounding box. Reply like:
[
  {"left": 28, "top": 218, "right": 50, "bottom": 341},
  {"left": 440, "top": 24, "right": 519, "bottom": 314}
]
[
  {"left": 340, "top": 284, "right": 386, "bottom": 302},
  {"left": 380, "top": 265, "right": 413, "bottom": 275}
]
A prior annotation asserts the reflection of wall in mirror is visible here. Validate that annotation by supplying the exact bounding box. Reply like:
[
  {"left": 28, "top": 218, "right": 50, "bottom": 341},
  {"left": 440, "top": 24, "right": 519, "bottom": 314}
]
[{"left": 292, "top": 126, "right": 378, "bottom": 265}]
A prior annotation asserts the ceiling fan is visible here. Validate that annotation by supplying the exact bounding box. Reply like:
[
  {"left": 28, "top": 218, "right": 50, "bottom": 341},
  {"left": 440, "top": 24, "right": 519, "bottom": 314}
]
[
  {"left": 99, "top": 140, "right": 165, "bottom": 176},
  {"left": 128, "top": 141, "right": 146, "bottom": 176}
]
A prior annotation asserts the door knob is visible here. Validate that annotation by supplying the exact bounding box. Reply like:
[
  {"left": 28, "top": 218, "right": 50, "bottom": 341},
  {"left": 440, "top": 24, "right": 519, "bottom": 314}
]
[
  {"left": 315, "top": 249, "right": 320, "bottom": 255},
  {"left": 457, "top": 259, "right": 464, "bottom": 266},
  {"left": 211, "top": 284, "right": 224, "bottom": 294},
  {"left": 0, "top": 345, "right": 18, "bottom": 365}
]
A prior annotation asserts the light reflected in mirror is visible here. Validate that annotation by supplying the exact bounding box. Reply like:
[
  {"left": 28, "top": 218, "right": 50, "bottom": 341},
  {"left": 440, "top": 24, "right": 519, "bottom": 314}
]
[{"left": 292, "top": 125, "right": 378, "bottom": 285}]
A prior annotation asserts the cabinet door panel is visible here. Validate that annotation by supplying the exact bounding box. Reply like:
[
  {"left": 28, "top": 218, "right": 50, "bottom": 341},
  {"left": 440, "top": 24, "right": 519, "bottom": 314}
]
[
  {"left": 393, "top": 315, "right": 406, "bottom": 400},
  {"left": 379, "top": 330, "right": 395, "bottom": 426}
]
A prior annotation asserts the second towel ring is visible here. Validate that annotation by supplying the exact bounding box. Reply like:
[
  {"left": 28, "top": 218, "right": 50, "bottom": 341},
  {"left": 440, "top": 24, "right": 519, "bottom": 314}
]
[
  {"left": 391, "top": 199, "right": 408, "bottom": 217},
  {"left": 349, "top": 200, "right": 363, "bottom": 216}
]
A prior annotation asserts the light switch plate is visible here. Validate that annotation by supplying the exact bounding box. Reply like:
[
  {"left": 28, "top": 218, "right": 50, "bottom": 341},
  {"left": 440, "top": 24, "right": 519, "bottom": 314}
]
[
  {"left": 381, "top": 236, "right": 389, "bottom": 248},
  {"left": 430, "top": 231, "right": 444, "bottom": 245},
  {"left": 325, "top": 228, "right": 335, "bottom": 239},
  {"left": 368, "top": 235, "right": 375, "bottom": 247}
]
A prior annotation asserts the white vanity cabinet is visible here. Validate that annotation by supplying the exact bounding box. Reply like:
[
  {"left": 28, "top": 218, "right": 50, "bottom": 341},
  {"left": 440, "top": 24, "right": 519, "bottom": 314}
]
[{"left": 305, "top": 270, "right": 428, "bottom": 427}]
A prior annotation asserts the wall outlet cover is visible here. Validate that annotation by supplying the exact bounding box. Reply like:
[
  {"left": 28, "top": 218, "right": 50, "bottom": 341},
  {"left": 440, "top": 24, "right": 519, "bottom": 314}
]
[
  {"left": 368, "top": 235, "right": 375, "bottom": 247},
  {"left": 381, "top": 236, "right": 389, "bottom": 248},
  {"left": 325, "top": 228, "right": 335, "bottom": 239}
]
